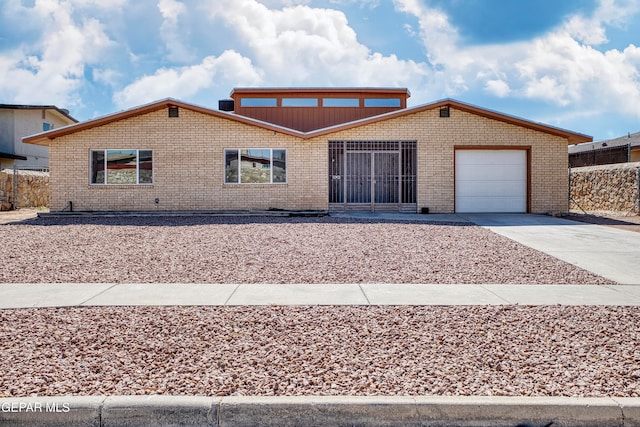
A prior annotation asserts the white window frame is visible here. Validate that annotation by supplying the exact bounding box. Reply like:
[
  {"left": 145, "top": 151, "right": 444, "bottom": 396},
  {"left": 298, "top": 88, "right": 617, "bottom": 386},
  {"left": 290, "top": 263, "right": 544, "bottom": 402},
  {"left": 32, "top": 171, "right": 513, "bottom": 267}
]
[
  {"left": 224, "top": 148, "right": 287, "bottom": 185},
  {"left": 89, "top": 149, "right": 154, "bottom": 185}
]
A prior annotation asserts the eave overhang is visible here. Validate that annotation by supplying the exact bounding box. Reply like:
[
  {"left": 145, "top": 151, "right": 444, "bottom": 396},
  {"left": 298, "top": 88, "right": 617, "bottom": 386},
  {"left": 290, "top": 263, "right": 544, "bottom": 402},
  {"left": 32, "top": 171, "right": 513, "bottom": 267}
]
[{"left": 22, "top": 97, "right": 592, "bottom": 146}]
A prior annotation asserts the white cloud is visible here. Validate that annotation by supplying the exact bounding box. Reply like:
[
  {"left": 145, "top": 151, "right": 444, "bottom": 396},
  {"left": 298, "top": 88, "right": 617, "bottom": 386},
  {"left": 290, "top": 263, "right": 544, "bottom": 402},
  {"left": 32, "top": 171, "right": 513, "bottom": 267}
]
[
  {"left": 158, "top": 0, "right": 195, "bottom": 63},
  {"left": 328, "top": 0, "right": 380, "bottom": 8},
  {"left": 513, "top": 29, "right": 640, "bottom": 113},
  {"left": 0, "top": 0, "right": 116, "bottom": 108},
  {"left": 256, "top": 0, "right": 310, "bottom": 6},
  {"left": 113, "top": 50, "right": 262, "bottom": 108},
  {"left": 563, "top": 15, "right": 608, "bottom": 46},
  {"left": 392, "top": 0, "right": 461, "bottom": 67},
  {"left": 562, "top": 0, "right": 639, "bottom": 45},
  {"left": 66, "top": 0, "right": 128, "bottom": 9},
  {"left": 393, "top": 0, "right": 640, "bottom": 119},
  {"left": 203, "top": 0, "right": 431, "bottom": 88},
  {"left": 485, "top": 80, "right": 510, "bottom": 98},
  {"left": 2, "top": 0, "right": 639, "bottom": 135},
  {"left": 403, "top": 23, "right": 417, "bottom": 38},
  {"left": 115, "top": 0, "right": 434, "bottom": 108},
  {"left": 92, "top": 68, "right": 121, "bottom": 87}
]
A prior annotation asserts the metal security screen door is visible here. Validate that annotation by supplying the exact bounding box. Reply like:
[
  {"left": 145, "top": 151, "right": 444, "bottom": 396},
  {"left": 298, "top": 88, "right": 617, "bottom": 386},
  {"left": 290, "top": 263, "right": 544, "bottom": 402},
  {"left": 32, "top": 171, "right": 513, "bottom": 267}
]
[
  {"left": 329, "top": 141, "right": 416, "bottom": 212},
  {"left": 346, "top": 152, "right": 372, "bottom": 204}
]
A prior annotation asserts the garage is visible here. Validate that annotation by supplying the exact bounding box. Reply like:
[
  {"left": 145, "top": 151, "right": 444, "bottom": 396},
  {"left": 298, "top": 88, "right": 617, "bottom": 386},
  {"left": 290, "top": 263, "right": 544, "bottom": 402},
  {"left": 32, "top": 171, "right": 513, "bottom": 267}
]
[{"left": 455, "top": 149, "right": 528, "bottom": 213}]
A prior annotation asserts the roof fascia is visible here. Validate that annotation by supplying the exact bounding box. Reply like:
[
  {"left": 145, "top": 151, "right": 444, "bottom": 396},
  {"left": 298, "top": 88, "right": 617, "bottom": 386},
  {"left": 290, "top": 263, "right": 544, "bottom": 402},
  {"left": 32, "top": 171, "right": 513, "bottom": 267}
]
[
  {"left": 230, "top": 87, "right": 411, "bottom": 98},
  {"left": 22, "top": 97, "right": 592, "bottom": 146},
  {"left": 23, "top": 99, "right": 306, "bottom": 146}
]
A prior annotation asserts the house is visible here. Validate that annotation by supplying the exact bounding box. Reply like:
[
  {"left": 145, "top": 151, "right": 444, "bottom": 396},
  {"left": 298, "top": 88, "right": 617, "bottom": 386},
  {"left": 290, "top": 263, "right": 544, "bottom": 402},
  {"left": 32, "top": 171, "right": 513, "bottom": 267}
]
[
  {"left": 0, "top": 104, "right": 78, "bottom": 170},
  {"left": 569, "top": 131, "right": 640, "bottom": 168},
  {"left": 22, "top": 88, "right": 591, "bottom": 213}
]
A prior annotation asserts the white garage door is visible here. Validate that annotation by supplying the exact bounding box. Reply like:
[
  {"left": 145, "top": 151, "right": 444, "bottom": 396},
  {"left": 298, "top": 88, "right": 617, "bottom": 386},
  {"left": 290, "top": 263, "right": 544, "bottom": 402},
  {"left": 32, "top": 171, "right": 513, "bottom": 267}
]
[{"left": 455, "top": 149, "right": 527, "bottom": 213}]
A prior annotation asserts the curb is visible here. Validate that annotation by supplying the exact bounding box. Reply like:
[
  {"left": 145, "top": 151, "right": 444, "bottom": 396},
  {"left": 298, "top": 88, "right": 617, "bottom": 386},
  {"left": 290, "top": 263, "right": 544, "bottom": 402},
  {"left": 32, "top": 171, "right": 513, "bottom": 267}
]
[{"left": 1, "top": 396, "right": 639, "bottom": 426}]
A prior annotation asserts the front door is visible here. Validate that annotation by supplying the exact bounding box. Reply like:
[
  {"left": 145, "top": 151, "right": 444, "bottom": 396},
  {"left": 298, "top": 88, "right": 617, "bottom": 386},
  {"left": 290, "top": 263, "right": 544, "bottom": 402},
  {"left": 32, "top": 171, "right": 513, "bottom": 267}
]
[
  {"left": 329, "top": 141, "right": 416, "bottom": 212},
  {"left": 373, "top": 152, "right": 399, "bottom": 205},
  {"left": 344, "top": 152, "right": 399, "bottom": 209}
]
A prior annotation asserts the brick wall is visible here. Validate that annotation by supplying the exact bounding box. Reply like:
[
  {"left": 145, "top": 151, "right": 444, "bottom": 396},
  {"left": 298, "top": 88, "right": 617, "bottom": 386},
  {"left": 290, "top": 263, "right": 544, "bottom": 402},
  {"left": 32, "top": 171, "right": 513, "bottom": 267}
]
[
  {"left": 48, "top": 105, "right": 570, "bottom": 213},
  {"left": 49, "top": 109, "right": 327, "bottom": 211},
  {"left": 312, "top": 107, "right": 569, "bottom": 213}
]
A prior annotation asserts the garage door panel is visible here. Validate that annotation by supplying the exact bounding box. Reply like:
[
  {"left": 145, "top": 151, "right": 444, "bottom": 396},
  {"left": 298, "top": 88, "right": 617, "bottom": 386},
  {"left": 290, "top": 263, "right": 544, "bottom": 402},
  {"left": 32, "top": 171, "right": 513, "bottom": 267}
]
[
  {"left": 455, "top": 149, "right": 527, "bottom": 213},
  {"left": 456, "top": 196, "right": 526, "bottom": 213},
  {"left": 457, "top": 180, "right": 526, "bottom": 197},
  {"left": 456, "top": 150, "right": 523, "bottom": 165},
  {"left": 456, "top": 164, "right": 525, "bottom": 181}
]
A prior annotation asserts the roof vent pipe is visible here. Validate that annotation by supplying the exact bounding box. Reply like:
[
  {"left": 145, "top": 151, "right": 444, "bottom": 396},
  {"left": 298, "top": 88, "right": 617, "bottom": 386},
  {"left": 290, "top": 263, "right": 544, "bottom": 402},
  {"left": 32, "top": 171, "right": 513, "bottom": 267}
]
[{"left": 219, "top": 99, "right": 234, "bottom": 112}]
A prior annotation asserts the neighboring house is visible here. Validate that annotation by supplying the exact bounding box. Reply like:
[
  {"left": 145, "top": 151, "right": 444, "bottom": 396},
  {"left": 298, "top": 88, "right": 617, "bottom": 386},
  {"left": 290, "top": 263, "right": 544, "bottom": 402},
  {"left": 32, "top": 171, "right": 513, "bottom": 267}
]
[
  {"left": 569, "top": 131, "right": 640, "bottom": 168},
  {"left": 0, "top": 104, "right": 77, "bottom": 170},
  {"left": 23, "top": 88, "right": 591, "bottom": 213}
]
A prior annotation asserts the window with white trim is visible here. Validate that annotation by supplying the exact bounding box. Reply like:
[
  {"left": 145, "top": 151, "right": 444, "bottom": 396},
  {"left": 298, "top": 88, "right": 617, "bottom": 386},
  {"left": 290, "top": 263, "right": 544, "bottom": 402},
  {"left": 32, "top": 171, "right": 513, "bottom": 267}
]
[
  {"left": 225, "top": 149, "right": 286, "bottom": 184},
  {"left": 90, "top": 149, "right": 153, "bottom": 185}
]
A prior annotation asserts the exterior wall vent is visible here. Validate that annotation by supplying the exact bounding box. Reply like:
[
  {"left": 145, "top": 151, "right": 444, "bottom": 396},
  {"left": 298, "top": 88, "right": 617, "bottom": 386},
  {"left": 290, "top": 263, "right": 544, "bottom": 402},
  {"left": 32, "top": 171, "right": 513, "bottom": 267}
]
[
  {"left": 168, "top": 106, "right": 179, "bottom": 117},
  {"left": 439, "top": 106, "right": 450, "bottom": 118},
  {"left": 219, "top": 99, "right": 235, "bottom": 112}
]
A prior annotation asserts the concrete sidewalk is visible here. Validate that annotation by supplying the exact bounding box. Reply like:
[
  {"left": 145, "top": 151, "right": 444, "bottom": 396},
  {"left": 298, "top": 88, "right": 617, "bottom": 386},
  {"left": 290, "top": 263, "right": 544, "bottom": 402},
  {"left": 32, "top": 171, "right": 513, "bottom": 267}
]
[{"left": 2, "top": 283, "right": 640, "bottom": 309}]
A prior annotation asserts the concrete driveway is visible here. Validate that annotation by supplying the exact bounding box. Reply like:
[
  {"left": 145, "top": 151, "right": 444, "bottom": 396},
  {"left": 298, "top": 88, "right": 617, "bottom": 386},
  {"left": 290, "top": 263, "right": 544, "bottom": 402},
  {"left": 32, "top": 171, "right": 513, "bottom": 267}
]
[{"left": 458, "top": 214, "right": 640, "bottom": 285}]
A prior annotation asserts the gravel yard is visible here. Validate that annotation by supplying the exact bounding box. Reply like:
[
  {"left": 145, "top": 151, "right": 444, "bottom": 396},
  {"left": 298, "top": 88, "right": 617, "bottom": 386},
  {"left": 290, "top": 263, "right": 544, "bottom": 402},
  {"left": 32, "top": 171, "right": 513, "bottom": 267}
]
[
  {"left": 1, "top": 305, "right": 639, "bottom": 397},
  {"left": 1, "top": 216, "right": 612, "bottom": 284}
]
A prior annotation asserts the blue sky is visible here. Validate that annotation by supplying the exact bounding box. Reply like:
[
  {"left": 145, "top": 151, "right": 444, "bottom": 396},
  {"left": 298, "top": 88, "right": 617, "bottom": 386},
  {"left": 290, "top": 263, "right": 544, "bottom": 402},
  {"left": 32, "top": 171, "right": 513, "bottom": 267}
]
[{"left": 1, "top": 0, "right": 639, "bottom": 141}]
